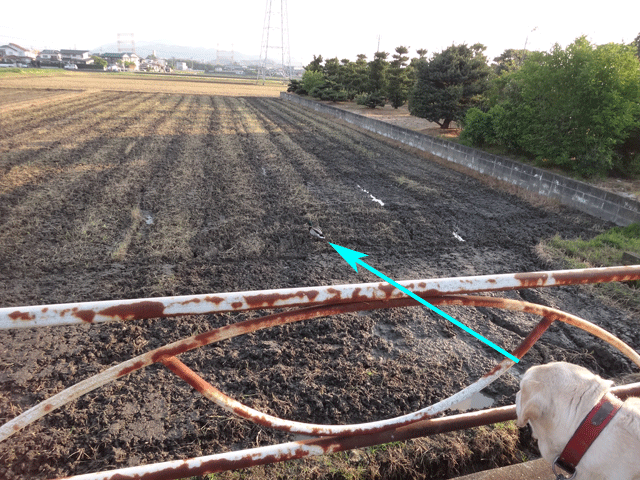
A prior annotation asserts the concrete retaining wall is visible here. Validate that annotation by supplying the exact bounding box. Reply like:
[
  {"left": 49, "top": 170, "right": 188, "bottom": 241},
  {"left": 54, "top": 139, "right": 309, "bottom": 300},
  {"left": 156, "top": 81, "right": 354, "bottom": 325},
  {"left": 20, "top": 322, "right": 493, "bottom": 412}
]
[{"left": 281, "top": 92, "right": 640, "bottom": 226}]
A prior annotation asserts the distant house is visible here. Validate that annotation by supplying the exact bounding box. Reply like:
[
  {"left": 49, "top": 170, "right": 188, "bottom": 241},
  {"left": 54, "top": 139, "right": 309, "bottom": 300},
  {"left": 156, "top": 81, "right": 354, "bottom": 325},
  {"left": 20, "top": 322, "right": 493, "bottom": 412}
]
[
  {"left": 99, "top": 52, "right": 140, "bottom": 70},
  {"left": 38, "top": 49, "right": 62, "bottom": 61},
  {"left": 60, "top": 49, "right": 93, "bottom": 65},
  {"left": 0, "top": 43, "right": 37, "bottom": 64},
  {"left": 176, "top": 61, "right": 188, "bottom": 71},
  {"left": 140, "top": 57, "right": 166, "bottom": 72},
  {"left": 222, "top": 65, "right": 246, "bottom": 75},
  {"left": 37, "top": 49, "right": 63, "bottom": 67}
]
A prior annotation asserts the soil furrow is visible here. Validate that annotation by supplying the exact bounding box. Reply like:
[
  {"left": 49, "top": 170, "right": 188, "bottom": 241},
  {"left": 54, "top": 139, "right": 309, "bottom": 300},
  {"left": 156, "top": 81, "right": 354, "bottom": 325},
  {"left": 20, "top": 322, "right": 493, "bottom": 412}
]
[
  {"left": 0, "top": 88, "right": 73, "bottom": 110},
  {"left": 0, "top": 91, "right": 637, "bottom": 480},
  {"left": 0, "top": 93, "right": 189, "bottom": 305},
  {"left": 0, "top": 91, "right": 125, "bottom": 142},
  {"left": 0, "top": 91, "right": 155, "bottom": 188}
]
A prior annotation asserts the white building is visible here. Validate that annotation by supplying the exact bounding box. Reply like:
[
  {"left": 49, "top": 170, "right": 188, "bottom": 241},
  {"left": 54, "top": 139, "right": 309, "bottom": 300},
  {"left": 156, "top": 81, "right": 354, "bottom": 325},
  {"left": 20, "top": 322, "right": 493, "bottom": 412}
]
[
  {"left": 60, "top": 49, "right": 93, "bottom": 65},
  {"left": 0, "top": 43, "right": 37, "bottom": 63},
  {"left": 38, "top": 49, "right": 62, "bottom": 61},
  {"left": 99, "top": 52, "right": 140, "bottom": 70}
]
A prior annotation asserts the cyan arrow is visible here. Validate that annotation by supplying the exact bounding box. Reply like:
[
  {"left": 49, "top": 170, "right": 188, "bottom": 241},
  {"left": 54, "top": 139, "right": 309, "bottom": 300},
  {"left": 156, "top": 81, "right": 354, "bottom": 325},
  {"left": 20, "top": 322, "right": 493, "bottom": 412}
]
[{"left": 329, "top": 243, "right": 519, "bottom": 363}]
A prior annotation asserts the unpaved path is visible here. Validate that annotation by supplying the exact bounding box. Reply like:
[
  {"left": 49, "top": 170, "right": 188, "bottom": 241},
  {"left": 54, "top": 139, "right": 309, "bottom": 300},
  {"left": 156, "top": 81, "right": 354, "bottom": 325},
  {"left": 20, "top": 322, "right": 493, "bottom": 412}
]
[{"left": 0, "top": 91, "right": 638, "bottom": 479}]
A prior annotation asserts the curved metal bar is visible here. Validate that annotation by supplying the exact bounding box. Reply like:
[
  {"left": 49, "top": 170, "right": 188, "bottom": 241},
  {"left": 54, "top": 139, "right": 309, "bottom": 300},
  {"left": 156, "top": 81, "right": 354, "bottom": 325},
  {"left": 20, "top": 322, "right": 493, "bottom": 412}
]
[
  {"left": 160, "top": 354, "right": 513, "bottom": 436},
  {"left": 157, "top": 295, "right": 640, "bottom": 436},
  {"left": 53, "top": 382, "right": 640, "bottom": 480},
  {"left": 5, "top": 294, "right": 638, "bottom": 445},
  {"left": 440, "top": 295, "right": 640, "bottom": 367},
  {"left": 3, "top": 296, "right": 498, "bottom": 441},
  {"left": 0, "top": 301, "right": 353, "bottom": 442},
  {"left": 3, "top": 265, "right": 640, "bottom": 329}
]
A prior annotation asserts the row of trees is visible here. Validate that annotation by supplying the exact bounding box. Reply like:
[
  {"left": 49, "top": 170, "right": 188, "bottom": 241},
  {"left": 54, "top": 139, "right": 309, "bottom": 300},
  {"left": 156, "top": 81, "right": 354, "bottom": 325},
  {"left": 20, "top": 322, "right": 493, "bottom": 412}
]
[
  {"left": 460, "top": 37, "right": 640, "bottom": 176},
  {"left": 287, "top": 44, "right": 503, "bottom": 122},
  {"left": 289, "top": 34, "right": 640, "bottom": 177},
  {"left": 288, "top": 47, "right": 426, "bottom": 108}
]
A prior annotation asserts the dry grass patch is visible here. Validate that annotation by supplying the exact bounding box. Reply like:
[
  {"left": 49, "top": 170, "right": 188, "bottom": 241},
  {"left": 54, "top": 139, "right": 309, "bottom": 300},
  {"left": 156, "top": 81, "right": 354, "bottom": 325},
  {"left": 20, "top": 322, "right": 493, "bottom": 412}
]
[
  {"left": 0, "top": 71, "right": 287, "bottom": 97},
  {"left": 393, "top": 175, "right": 436, "bottom": 195}
]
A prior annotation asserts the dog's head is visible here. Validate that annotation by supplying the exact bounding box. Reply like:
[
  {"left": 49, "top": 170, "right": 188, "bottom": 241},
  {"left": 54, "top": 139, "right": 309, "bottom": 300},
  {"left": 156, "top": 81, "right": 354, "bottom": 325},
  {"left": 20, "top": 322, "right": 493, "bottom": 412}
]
[{"left": 516, "top": 362, "right": 613, "bottom": 432}]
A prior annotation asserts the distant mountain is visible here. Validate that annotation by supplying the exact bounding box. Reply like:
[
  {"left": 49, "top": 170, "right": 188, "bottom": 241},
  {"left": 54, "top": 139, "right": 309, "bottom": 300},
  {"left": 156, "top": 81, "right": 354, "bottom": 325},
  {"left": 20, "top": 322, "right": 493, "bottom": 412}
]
[{"left": 91, "top": 41, "right": 261, "bottom": 64}]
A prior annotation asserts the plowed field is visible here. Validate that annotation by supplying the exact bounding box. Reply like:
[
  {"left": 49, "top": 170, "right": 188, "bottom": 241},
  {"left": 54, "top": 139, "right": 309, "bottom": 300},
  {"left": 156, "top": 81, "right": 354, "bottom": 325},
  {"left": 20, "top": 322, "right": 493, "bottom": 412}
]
[{"left": 1, "top": 78, "right": 639, "bottom": 479}]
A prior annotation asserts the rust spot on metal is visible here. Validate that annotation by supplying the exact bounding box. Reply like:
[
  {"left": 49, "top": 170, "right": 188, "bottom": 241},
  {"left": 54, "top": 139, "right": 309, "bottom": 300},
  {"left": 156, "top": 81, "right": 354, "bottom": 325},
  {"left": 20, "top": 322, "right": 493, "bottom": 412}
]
[
  {"left": 552, "top": 266, "right": 640, "bottom": 285},
  {"left": 43, "top": 404, "right": 53, "bottom": 412},
  {"left": 484, "top": 364, "right": 502, "bottom": 377},
  {"left": 73, "top": 309, "right": 95, "bottom": 323},
  {"left": 204, "top": 295, "right": 225, "bottom": 305},
  {"left": 303, "top": 290, "right": 320, "bottom": 302},
  {"left": 422, "top": 288, "right": 443, "bottom": 298},
  {"left": 347, "top": 287, "right": 375, "bottom": 304},
  {"left": 378, "top": 283, "right": 397, "bottom": 298},
  {"left": 8, "top": 311, "right": 35, "bottom": 321},
  {"left": 108, "top": 460, "right": 194, "bottom": 480},
  {"left": 243, "top": 290, "right": 322, "bottom": 309},
  {"left": 150, "top": 340, "right": 201, "bottom": 363},
  {"left": 244, "top": 292, "right": 281, "bottom": 308},
  {"left": 326, "top": 287, "right": 342, "bottom": 298},
  {"left": 514, "top": 272, "right": 550, "bottom": 288},
  {"left": 99, "top": 301, "right": 165, "bottom": 321},
  {"left": 512, "top": 315, "right": 555, "bottom": 359},
  {"left": 231, "top": 302, "right": 243, "bottom": 309},
  {"left": 116, "top": 360, "right": 146, "bottom": 378},
  {"left": 181, "top": 298, "right": 201, "bottom": 305}
]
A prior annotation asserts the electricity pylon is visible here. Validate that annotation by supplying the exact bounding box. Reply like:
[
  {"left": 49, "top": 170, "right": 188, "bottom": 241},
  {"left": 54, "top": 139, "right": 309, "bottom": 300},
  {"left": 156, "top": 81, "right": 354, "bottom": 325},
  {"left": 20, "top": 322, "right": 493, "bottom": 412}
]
[{"left": 258, "top": 0, "right": 291, "bottom": 84}]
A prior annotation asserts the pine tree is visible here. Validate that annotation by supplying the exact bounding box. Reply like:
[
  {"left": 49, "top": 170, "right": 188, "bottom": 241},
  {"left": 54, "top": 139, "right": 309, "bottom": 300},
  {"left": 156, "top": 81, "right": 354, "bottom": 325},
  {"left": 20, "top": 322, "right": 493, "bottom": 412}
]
[
  {"left": 409, "top": 44, "right": 492, "bottom": 128},
  {"left": 360, "top": 51, "right": 388, "bottom": 108},
  {"left": 387, "top": 46, "right": 411, "bottom": 108}
]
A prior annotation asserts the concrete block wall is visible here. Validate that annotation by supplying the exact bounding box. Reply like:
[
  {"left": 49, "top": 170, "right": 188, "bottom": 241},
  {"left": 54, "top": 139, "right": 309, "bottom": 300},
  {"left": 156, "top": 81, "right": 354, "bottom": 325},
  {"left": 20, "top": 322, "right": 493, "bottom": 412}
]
[{"left": 281, "top": 92, "right": 640, "bottom": 226}]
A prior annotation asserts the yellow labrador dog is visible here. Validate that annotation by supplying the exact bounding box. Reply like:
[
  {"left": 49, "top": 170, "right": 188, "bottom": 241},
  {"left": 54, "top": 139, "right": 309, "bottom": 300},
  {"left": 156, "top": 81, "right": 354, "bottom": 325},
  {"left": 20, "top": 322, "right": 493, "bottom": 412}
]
[{"left": 516, "top": 362, "right": 640, "bottom": 480}]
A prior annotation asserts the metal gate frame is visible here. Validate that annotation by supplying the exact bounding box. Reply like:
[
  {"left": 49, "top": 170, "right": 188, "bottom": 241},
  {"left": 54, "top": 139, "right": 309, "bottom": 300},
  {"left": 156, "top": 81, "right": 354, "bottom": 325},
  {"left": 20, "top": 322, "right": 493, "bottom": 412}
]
[{"left": 1, "top": 265, "right": 640, "bottom": 480}]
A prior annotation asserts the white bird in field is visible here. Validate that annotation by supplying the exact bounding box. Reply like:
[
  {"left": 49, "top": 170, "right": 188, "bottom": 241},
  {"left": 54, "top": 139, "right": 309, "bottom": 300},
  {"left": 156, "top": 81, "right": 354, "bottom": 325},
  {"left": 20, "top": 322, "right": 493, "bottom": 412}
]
[{"left": 307, "top": 221, "right": 325, "bottom": 240}]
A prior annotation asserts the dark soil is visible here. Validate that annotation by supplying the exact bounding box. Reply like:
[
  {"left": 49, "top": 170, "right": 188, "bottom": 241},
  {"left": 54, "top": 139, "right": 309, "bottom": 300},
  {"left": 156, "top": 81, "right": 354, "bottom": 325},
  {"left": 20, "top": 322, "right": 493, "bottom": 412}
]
[{"left": 0, "top": 91, "right": 638, "bottom": 479}]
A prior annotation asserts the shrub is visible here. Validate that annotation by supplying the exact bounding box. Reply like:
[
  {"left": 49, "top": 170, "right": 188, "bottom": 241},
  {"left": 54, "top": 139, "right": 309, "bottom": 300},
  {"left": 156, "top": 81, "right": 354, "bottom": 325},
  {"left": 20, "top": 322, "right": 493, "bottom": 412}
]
[
  {"left": 301, "top": 70, "right": 325, "bottom": 96},
  {"left": 460, "top": 108, "right": 493, "bottom": 146},
  {"left": 309, "top": 79, "right": 349, "bottom": 102},
  {"left": 287, "top": 79, "right": 306, "bottom": 94},
  {"left": 487, "top": 38, "right": 640, "bottom": 177},
  {"left": 355, "top": 91, "right": 386, "bottom": 109}
]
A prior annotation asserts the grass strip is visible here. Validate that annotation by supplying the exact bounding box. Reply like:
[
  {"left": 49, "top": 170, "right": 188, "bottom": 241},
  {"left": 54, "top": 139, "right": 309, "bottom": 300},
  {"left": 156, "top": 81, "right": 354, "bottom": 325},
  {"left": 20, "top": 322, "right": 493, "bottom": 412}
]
[{"left": 540, "top": 223, "right": 640, "bottom": 310}]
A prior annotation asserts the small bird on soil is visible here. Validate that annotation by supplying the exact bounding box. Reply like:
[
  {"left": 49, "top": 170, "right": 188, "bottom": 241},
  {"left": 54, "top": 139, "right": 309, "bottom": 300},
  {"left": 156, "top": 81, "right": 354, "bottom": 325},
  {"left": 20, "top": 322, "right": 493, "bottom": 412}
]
[{"left": 307, "top": 220, "right": 325, "bottom": 240}]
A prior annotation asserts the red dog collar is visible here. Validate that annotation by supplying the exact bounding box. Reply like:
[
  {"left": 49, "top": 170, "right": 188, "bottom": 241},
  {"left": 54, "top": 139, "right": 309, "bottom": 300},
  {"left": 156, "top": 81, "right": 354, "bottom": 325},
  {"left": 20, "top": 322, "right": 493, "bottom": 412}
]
[{"left": 553, "top": 392, "right": 623, "bottom": 477}]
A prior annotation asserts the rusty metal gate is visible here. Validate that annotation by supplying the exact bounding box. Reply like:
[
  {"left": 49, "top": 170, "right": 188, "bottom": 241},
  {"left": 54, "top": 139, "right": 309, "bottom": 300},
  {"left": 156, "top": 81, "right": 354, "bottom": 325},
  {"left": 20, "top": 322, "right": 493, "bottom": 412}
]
[{"left": 2, "top": 265, "right": 640, "bottom": 480}]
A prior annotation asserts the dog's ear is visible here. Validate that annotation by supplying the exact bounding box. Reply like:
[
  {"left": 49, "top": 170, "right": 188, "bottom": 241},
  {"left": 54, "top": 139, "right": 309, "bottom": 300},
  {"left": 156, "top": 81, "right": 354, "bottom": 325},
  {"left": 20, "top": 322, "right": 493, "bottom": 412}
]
[{"left": 516, "top": 380, "right": 544, "bottom": 427}]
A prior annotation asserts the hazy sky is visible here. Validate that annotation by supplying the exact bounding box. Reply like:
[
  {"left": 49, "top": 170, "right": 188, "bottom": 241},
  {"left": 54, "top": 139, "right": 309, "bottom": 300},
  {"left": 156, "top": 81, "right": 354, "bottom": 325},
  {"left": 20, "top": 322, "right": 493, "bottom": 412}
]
[{"left": 1, "top": 0, "right": 638, "bottom": 65}]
